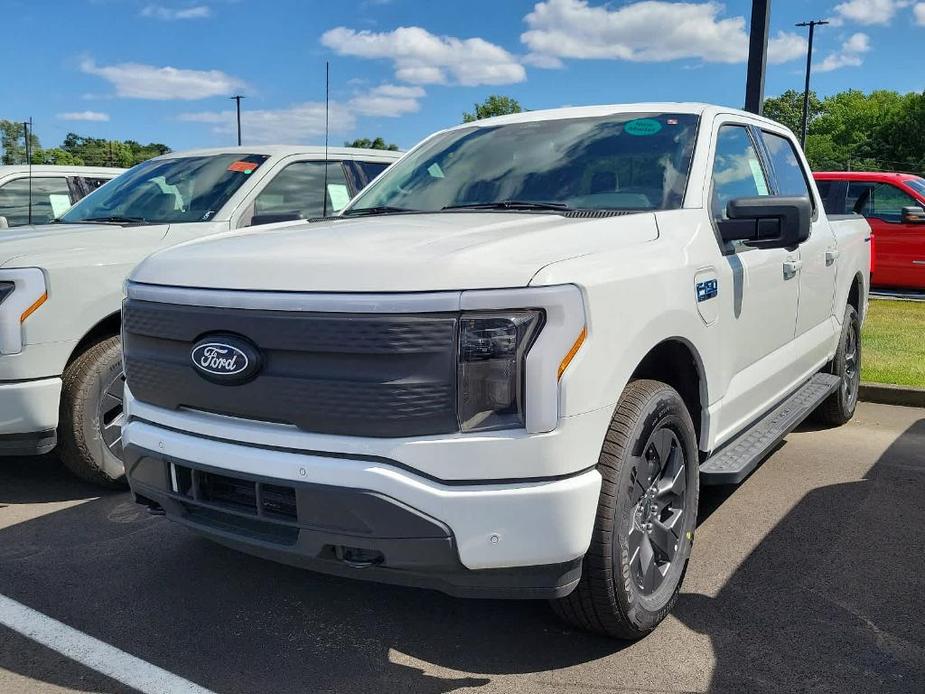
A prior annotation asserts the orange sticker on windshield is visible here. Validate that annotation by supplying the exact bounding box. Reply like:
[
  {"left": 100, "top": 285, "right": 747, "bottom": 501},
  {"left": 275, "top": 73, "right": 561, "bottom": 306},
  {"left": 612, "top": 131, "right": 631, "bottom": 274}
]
[{"left": 228, "top": 161, "right": 256, "bottom": 173}]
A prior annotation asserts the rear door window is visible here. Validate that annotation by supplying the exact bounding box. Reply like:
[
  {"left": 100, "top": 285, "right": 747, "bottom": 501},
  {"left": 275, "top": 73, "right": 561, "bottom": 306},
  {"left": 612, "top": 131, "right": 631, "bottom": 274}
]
[
  {"left": 759, "top": 131, "right": 814, "bottom": 209},
  {"left": 0, "top": 177, "right": 72, "bottom": 226}
]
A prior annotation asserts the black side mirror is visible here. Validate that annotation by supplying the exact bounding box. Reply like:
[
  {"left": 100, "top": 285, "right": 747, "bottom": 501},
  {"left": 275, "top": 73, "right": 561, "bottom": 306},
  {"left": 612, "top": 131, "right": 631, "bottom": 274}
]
[
  {"left": 250, "top": 212, "right": 302, "bottom": 227},
  {"left": 900, "top": 206, "right": 925, "bottom": 224},
  {"left": 719, "top": 196, "right": 812, "bottom": 250}
]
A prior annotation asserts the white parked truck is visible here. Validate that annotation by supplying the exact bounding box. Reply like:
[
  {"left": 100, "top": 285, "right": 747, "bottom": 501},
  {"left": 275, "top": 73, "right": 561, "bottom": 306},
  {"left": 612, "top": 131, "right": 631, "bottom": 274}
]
[
  {"left": 122, "top": 104, "right": 870, "bottom": 639},
  {"left": 0, "top": 146, "right": 400, "bottom": 484},
  {"left": 0, "top": 165, "right": 124, "bottom": 228}
]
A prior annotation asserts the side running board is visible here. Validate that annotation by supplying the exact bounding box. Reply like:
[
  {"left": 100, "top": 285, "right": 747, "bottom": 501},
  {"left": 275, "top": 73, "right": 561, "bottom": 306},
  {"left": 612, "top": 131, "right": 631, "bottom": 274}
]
[{"left": 699, "top": 373, "right": 841, "bottom": 485}]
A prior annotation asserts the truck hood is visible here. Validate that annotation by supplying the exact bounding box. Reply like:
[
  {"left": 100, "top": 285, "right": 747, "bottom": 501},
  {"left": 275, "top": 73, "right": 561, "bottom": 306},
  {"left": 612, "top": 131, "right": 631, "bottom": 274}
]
[
  {"left": 132, "top": 212, "right": 659, "bottom": 292},
  {"left": 0, "top": 223, "right": 168, "bottom": 267}
]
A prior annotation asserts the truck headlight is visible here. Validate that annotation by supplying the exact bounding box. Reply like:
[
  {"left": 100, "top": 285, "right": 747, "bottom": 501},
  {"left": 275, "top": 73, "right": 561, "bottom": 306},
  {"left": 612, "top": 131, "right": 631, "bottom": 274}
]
[
  {"left": 0, "top": 268, "right": 48, "bottom": 354},
  {"left": 457, "top": 311, "right": 543, "bottom": 432}
]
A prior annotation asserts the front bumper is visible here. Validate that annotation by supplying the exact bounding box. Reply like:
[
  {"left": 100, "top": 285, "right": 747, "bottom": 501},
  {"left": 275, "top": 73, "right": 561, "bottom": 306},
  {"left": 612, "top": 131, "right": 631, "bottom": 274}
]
[
  {"left": 123, "top": 418, "right": 602, "bottom": 599},
  {"left": 0, "top": 376, "right": 61, "bottom": 455}
]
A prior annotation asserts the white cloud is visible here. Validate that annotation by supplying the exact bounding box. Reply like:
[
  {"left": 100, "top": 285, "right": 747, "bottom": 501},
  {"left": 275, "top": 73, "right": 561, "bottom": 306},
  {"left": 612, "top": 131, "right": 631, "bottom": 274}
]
[
  {"left": 915, "top": 2, "right": 925, "bottom": 24},
  {"left": 80, "top": 58, "right": 245, "bottom": 100},
  {"left": 320, "top": 26, "right": 526, "bottom": 86},
  {"left": 141, "top": 4, "right": 211, "bottom": 20},
  {"left": 816, "top": 32, "right": 871, "bottom": 71},
  {"left": 520, "top": 0, "right": 806, "bottom": 66},
  {"left": 349, "top": 84, "right": 425, "bottom": 117},
  {"left": 179, "top": 102, "right": 357, "bottom": 144},
  {"left": 57, "top": 110, "right": 110, "bottom": 122},
  {"left": 830, "top": 0, "right": 910, "bottom": 26}
]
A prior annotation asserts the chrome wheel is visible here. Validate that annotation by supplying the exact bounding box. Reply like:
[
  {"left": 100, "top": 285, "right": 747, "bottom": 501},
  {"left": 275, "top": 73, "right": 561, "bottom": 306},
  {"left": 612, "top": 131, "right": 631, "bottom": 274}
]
[{"left": 624, "top": 427, "right": 688, "bottom": 596}]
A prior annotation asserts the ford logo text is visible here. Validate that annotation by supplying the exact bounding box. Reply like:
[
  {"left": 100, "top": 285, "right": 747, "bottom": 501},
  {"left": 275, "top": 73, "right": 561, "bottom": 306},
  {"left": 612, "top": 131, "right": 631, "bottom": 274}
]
[{"left": 190, "top": 335, "right": 261, "bottom": 384}]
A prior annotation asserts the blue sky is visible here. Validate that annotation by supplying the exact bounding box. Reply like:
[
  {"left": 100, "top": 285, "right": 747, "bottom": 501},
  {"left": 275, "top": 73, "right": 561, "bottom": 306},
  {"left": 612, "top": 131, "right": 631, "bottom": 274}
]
[{"left": 2, "top": 0, "right": 923, "bottom": 152}]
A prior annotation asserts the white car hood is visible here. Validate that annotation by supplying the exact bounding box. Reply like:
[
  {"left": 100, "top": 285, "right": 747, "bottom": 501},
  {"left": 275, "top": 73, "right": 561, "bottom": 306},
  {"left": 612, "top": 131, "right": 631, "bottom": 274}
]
[
  {"left": 0, "top": 223, "right": 168, "bottom": 267},
  {"left": 132, "top": 212, "right": 659, "bottom": 292}
]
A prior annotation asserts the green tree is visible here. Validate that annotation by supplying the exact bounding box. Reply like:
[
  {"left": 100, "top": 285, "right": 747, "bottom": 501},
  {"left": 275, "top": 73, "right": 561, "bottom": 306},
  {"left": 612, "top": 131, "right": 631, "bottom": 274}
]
[
  {"left": 60, "top": 133, "right": 169, "bottom": 167},
  {"left": 0, "top": 120, "right": 42, "bottom": 164},
  {"left": 344, "top": 137, "right": 399, "bottom": 151},
  {"left": 462, "top": 95, "right": 523, "bottom": 123},
  {"left": 40, "top": 148, "right": 84, "bottom": 165},
  {"left": 763, "top": 89, "right": 823, "bottom": 136}
]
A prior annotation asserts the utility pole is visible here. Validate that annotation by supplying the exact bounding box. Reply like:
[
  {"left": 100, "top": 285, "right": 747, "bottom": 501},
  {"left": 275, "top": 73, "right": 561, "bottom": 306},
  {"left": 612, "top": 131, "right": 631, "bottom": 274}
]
[
  {"left": 229, "top": 95, "right": 245, "bottom": 146},
  {"left": 744, "top": 0, "right": 771, "bottom": 115},
  {"left": 23, "top": 118, "right": 33, "bottom": 225},
  {"left": 795, "top": 19, "right": 828, "bottom": 147}
]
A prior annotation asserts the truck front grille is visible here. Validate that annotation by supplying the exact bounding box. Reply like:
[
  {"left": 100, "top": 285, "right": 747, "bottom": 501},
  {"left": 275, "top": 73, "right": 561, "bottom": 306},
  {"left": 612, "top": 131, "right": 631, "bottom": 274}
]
[{"left": 122, "top": 299, "right": 459, "bottom": 437}]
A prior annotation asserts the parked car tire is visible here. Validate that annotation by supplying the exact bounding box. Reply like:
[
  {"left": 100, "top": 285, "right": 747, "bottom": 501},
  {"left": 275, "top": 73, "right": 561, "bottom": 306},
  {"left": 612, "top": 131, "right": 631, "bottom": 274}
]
[
  {"left": 815, "top": 304, "right": 861, "bottom": 426},
  {"left": 551, "top": 379, "right": 700, "bottom": 639},
  {"left": 58, "top": 336, "right": 127, "bottom": 488}
]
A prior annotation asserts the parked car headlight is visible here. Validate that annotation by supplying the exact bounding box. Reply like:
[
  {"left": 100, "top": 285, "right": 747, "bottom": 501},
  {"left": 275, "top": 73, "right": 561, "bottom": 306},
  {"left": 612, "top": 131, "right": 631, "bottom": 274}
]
[{"left": 457, "top": 310, "right": 543, "bottom": 432}]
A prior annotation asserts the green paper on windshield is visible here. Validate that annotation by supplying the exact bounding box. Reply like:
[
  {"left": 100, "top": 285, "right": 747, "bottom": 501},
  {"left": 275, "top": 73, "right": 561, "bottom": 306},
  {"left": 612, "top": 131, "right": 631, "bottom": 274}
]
[{"left": 624, "top": 118, "right": 663, "bottom": 136}]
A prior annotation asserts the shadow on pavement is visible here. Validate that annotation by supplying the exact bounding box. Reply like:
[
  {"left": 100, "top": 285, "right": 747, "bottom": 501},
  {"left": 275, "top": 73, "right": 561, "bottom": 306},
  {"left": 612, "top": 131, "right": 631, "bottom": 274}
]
[
  {"left": 676, "top": 418, "right": 925, "bottom": 693},
  {"left": 0, "top": 419, "right": 923, "bottom": 692}
]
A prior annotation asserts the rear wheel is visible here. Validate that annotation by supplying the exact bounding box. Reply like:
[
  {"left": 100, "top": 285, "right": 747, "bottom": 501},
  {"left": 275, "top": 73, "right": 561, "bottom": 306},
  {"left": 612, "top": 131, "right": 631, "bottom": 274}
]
[
  {"left": 58, "top": 336, "right": 127, "bottom": 488},
  {"left": 815, "top": 304, "right": 861, "bottom": 426},
  {"left": 551, "top": 379, "right": 700, "bottom": 639}
]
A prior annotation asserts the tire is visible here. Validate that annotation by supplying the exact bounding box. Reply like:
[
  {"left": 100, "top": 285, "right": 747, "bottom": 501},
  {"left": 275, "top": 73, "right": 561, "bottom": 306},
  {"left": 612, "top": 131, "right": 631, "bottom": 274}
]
[
  {"left": 551, "top": 379, "right": 700, "bottom": 640},
  {"left": 57, "top": 336, "right": 128, "bottom": 488},
  {"left": 815, "top": 304, "right": 861, "bottom": 427}
]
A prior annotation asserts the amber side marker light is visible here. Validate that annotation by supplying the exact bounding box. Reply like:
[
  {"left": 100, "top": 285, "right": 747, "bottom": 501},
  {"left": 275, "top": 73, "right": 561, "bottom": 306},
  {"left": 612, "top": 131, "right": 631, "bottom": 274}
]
[
  {"left": 20, "top": 292, "right": 47, "bottom": 322},
  {"left": 558, "top": 326, "right": 587, "bottom": 380}
]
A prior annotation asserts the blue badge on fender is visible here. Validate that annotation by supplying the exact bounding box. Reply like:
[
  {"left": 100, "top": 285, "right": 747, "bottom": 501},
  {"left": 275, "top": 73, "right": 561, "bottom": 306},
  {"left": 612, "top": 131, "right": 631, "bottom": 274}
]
[{"left": 696, "top": 279, "right": 718, "bottom": 302}]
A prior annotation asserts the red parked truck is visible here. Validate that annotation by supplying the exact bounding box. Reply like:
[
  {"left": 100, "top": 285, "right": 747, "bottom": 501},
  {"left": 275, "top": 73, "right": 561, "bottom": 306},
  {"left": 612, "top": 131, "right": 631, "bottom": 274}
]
[{"left": 814, "top": 172, "right": 925, "bottom": 291}]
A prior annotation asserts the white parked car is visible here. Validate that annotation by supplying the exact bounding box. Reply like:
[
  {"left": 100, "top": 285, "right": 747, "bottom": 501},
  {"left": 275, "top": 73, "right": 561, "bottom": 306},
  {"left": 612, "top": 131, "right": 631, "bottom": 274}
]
[
  {"left": 0, "top": 146, "right": 400, "bottom": 484},
  {"left": 0, "top": 165, "right": 124, "bottom": 228},
  {"left": 122, "top": 104, "right": 870, "bottom": 639}
]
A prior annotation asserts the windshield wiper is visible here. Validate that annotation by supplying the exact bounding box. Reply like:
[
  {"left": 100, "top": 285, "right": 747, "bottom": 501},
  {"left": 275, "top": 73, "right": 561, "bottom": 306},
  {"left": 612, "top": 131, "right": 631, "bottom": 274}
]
[
  {"left": 341, "top": 206, "right": 417, "bottom": 217},
  {"left": 81, "top": 215, "right": 149, "bottom": 225},
  {"left": 442, "top": 200, "right": 571, "bottom": 212}
]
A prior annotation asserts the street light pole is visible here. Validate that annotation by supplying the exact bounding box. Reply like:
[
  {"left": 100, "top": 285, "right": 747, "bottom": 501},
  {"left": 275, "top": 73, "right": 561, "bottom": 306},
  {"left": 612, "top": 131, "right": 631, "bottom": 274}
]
[
  {"left": 229, "top": 95, "right": 245, "bottom": 146},
  {"left": 796, "top": 19, "right": 828, "bottom": 148}
]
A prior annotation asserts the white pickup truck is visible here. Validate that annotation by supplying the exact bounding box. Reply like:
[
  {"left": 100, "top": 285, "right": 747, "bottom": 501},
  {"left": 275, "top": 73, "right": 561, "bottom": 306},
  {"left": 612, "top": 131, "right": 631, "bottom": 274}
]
[
  {"left": 0, "top": 146, "right": 400, "bottom": 484},
  {"left": 122, "top": 104, "right": 870, "bottom": 639}
]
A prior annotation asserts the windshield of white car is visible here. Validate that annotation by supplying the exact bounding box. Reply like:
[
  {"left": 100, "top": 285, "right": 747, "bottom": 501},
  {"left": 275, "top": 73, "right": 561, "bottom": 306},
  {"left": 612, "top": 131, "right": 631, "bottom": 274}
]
[
  {"left": 59, "top": 153, "right": 270, "bottom": 225},
  {"left": 345, "top": 113, "right": 699, "bottom": 215}
]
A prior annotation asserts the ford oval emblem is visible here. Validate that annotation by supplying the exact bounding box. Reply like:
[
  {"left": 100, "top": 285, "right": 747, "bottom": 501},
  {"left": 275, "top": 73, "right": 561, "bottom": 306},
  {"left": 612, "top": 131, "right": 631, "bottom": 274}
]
[{"left": 190, "top": 334, "right": 261, "bottom": 385}]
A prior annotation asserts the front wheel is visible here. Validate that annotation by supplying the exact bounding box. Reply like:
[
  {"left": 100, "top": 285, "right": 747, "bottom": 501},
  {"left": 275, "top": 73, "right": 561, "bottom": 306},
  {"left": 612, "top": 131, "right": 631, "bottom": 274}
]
[
  {"left": 551, "top": 379, "right": 700, "bottom": 639},
  {"left": 57, "top": 336, "right": 128, "bottom": 488},
  {"left": 815, "top": 304, "right": 861, "bottom": 426}
]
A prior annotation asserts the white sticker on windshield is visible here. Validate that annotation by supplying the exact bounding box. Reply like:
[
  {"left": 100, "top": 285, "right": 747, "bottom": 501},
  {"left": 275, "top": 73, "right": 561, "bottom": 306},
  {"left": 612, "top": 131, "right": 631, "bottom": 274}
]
[
  {"left": 327, "top": 184, "right": 351, "bottom": 211},
  {"left": 49, "top": 194, "right": 72, "bottom": 218},
  {"left": 748, "top": 159, "right": 769, "bottom": 196},
  {"left": 427, "top": 162, "right": 444, "bottom": 178}
]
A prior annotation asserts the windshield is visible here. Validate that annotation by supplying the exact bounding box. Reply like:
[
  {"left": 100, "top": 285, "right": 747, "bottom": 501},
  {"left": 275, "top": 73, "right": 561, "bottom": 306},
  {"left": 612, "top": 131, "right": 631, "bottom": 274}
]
[
  {"left": 60, "top": 153, "right": 269, "bottom": 224},
  {"left": 346, "top": 112, "right": 699, "bottom": 214},
  {"left": 905, "top": 177, "right": 925, "bottom": 198}
]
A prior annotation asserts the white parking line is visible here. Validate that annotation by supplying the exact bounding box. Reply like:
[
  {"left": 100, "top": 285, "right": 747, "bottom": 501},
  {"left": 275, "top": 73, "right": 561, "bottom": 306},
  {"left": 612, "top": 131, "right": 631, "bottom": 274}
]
[{"left": 0, "top": 593, "right": 216, "bottom": 694}]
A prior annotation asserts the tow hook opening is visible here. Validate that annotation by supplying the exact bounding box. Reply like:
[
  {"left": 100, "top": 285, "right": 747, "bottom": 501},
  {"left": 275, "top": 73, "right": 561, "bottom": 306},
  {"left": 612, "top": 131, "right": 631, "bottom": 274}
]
[
  {"left": 334, "top": 545, "right": 384, "bottom": 569},
  {"left": 134, "top": 493, "right": 165, "bottom": 516}
]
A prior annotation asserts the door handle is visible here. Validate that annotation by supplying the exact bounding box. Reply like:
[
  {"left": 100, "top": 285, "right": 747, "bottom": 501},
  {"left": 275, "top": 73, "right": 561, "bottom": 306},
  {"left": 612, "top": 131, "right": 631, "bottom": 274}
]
[
  {"left": 825, "top": 249, "right": 840, "bottom": 266},
  {"left": 783, "top": 258, "right": 803, "bottom": 280}
]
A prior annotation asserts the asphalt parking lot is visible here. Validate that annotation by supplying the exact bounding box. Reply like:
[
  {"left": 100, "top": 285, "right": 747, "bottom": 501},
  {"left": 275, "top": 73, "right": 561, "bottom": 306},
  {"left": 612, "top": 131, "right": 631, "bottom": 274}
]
[{"left": 1, "top": 401, "right": 923, "bottom": 694}]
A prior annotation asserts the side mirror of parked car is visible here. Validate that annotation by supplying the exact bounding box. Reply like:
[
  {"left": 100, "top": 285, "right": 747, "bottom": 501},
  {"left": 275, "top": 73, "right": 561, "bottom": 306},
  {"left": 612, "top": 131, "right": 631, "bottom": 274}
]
[
  {"left": 900, "top": 206, "right": 925, "bottom": 224},
  {"left": 250, "top": 212, "right": 302, "bottom": 227},
  {"left": 0, "top": 216, "right": 8, "bottom": 229},
  {"left": 719, "top": 196, "right": 812, "bottom": 249}
]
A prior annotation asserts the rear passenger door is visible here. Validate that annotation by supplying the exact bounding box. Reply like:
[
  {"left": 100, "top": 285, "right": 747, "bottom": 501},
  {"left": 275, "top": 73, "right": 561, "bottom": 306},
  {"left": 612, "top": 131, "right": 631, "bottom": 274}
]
[
  {"left": 238, "top": 160, "right": 352, "bottom": 227},
  {"left": 757, "top": 129, "right": 836, "bottom": 362}
]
